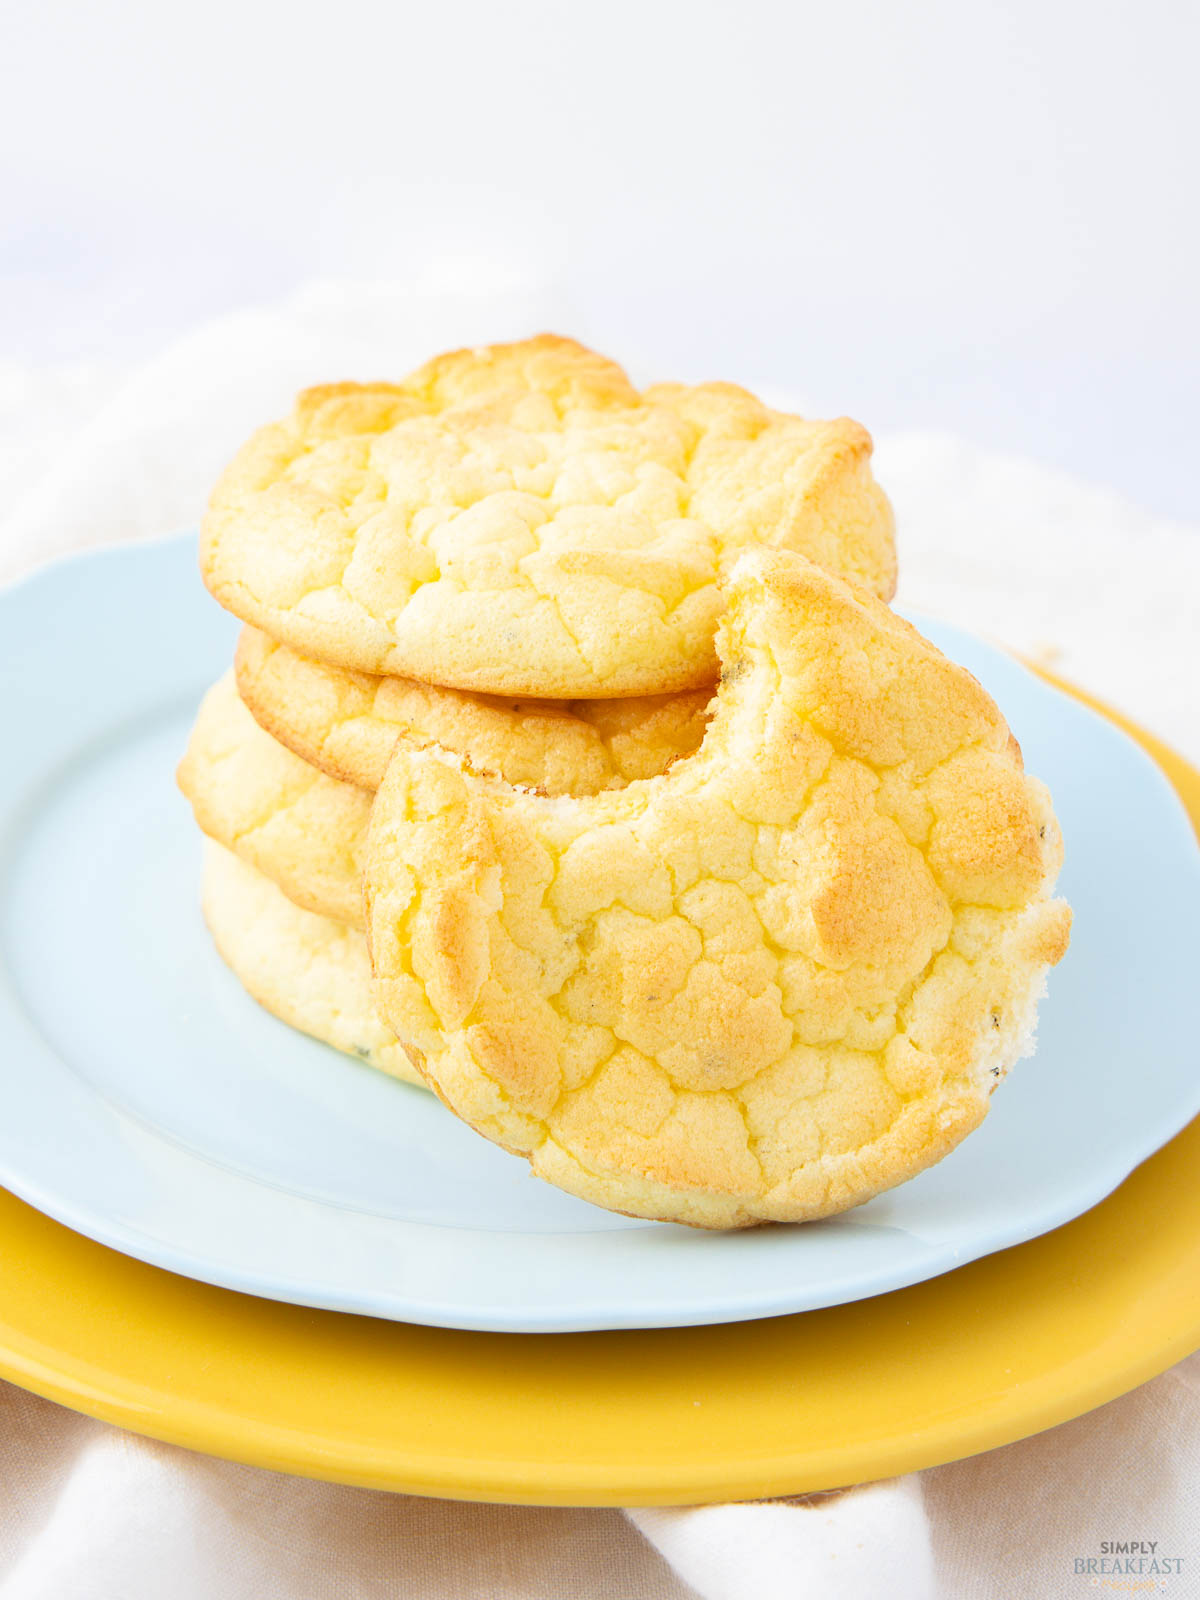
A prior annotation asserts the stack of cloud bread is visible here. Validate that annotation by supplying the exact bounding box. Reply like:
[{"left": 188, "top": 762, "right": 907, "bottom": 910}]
[{"left": 179, "top": 334, "right": 1070, "bottom": 1229}]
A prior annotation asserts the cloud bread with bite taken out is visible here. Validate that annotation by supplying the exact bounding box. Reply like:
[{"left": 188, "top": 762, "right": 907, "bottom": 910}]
[
  {"left": 202, "top": 841, "right": 422, "bottom": 1085},
  {"left": 235, "top": 625, "right": 712, "bottom": 796},
  {"left": 364, "top": 548, "right": 1071, "bottom": 1229},
  {"left": 201, "top": 335, "right": 896, "bottom": 698}
]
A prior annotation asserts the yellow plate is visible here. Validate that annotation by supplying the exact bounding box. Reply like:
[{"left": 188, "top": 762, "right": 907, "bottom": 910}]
[{"left": 0, "top": 675, "right": 1197, "bottom": 1506}]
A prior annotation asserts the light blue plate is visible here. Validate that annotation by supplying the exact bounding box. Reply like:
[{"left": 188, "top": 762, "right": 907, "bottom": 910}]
[{"left": 0, "top": 536, "right": 1198, "bottom": 1333}]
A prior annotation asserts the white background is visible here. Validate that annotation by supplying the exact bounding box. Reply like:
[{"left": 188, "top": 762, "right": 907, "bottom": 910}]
[{"left": 1, "top": 0, "right": 1196, "bottom": 517}]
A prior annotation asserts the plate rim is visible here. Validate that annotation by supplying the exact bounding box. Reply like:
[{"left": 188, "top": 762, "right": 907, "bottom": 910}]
[{"left": 0, "top": 1086, "right": 1198, "bottom": 1505}]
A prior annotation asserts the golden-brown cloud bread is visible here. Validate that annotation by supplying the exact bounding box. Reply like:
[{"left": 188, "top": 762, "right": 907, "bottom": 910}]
[
  {"left": 234, "top": 625, "right": 713, "bottom": 795},
  {"left": 201, "top": 335, "right": 897, "bottom": 698},
  {"left": 201, "top": 841, "right": 422, "bottom": 1085},
  {"left": 365, "top": 548, "right": 1071, "bottom": 1230},
  {"left": 178, "top": 672, "right": 370, "bottom": 928}
]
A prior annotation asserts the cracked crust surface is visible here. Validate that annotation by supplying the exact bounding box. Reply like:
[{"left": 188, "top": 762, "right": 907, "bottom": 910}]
[
  {"left": 201, "top": 841, "right": 422, "bottom": 1085},
  {"left": 178, "top": 672, "right": 371, "bottom": 928},
  {"left": 365, "top": 549, "right": 1071, "bottom": 1229},
  {"left": 235, "top": 625, "right": 713, "bottom": 795},
  {"left": 201, "top": 335, "right": 897, "bottom": 698}
]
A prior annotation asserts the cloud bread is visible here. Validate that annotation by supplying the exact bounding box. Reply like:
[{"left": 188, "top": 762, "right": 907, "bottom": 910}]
[
  {"left": 235, "top": 625, "right": 713, "bottom": 795},
  {"left": 201, "top": 841, "right": 422, "bottom": 1085},
  {"left": 201, "top": 335, "right": 897, "bottom": 698},
  {"left": 365, "top": 549, "right": 1071, "bottom": 1229},
  {"left": 178, "top": 672, "right": 371, "bottom": 928}
]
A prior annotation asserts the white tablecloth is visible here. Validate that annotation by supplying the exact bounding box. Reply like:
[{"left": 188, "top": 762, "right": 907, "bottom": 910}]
[{"left": 1, "top": 284, "right": 1197, "bottom": 1599}]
